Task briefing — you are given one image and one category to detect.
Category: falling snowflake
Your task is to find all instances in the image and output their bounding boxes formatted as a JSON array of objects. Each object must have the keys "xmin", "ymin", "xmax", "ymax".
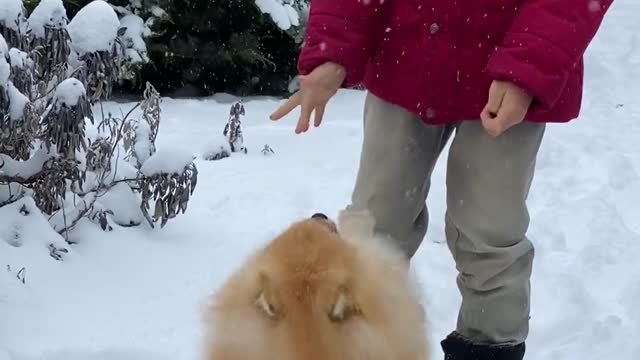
[{"xmin": 588, "ymin": 0, "xmax": 603, "ymax": 12}]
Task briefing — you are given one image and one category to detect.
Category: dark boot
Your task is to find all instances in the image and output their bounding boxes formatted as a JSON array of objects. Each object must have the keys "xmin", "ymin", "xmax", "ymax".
[{"xmin": 441, "ymin": 332, "xmax": 526, "ymax": 360}]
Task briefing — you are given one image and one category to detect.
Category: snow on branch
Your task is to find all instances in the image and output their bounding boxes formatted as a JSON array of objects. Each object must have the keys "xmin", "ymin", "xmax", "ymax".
[
  {"xmin": 255, "ymin": 0, "xmax": 300, "ymax": 31},
  {"xmin": 67, "ymin": 0, "xmax": 120, "ymax": 56},
  {"xmin": 26, "ymin": 0, "xmax": 68, "ymax": 39},
  {"xmin": 118, "ymin": 14, "xmax": 151, "ymax": 64},
  {"xmin": 0, "ymin": 0, "xmax": 27, "ymax": 49},
  {"xmin": 140, "ymin": 149, "xmax": 195, "ymax": 177},
  {"xmin": 0, "ymin": 0, "xmax": 24, "ymax": 32}
]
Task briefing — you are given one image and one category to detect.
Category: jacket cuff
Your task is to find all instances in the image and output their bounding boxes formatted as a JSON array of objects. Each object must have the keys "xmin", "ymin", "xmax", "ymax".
[
  {"xmin": 484, "ymin": 31, "xmax": 573, "ymax": 111},
  {"xmin": 298, "ymin": 41, "xmax": 369, "ymax": 88},
  {"xmin": 297, "ymin": 15, "xmax": 372, "ymax": 88}
]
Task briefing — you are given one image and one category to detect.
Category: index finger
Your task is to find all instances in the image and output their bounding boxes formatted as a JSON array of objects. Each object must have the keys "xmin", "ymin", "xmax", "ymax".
[{"xmin": 270, "ymin": 92, "xmax": 301, "ymax": 121}]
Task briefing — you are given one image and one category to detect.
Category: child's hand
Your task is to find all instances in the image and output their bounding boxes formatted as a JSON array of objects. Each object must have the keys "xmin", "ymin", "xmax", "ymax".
[
  {"xmin": 480, "ymin": 80, "xmax": 533, "ymax": 137},
  {"xmin": 270, "ymin": 62, "xmax": 346, "ymax": 134}
]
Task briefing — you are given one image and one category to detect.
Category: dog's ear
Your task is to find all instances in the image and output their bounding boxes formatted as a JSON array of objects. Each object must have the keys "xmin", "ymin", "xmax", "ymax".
[
  {"xmin": 255, "ymin": 272, "xmax": 278, "ymax": 318},
  {"xmin": 328, "ymin": 286, "xmax": 359, "ymax": 322}
]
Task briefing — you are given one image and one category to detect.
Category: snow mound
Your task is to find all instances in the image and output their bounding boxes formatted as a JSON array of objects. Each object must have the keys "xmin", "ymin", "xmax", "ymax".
[
  {"xmin": 48, "ymin": 192, "xmax": 97, "ymax": 234},
  {"xmin": 8, "ymin": 48, "xmax": 32, "ymax": 70},
  {"xmin": 111, "ymin": 154, "xmax": 138, "ymax": 182},
  {"xmin": 67, "ymin": 0, "xmax": 120, "ymax": 55},
  {"xmin": 27, "ymin": 0, "xmax": 67, "ymax": 39},
  {"xmin": 0, "ymin": 196, "xmax": 69, "ymax": 258},
  {"xmin": 7, "ymin": 82, "xmax": 28, "ymax": 120},
  {"xmin": 119, "ymin": 14, "xmax": 150, "ymax": 63},
  {"xmin": 53, "ymin": 78, "xmax": 86, "ymax": 107},
  {"xmin": 140, "ymin": 148, "xmax": 194, "ymax": 176},
  {"xmin": 96, "ymin": 182, "xmax": 143, "ymax": 227},
  {"xmin": 0, "ymin": 0, "xmax": 24, "ymax": 31},
  {"xmin": 255, "ymin": 0, "xmax": 300, "ymax": 30},
  {"xmin": 201, "ymin": 134, "xmax": 231, "ymax": 161},
  {"xmin": 0, "ymin": 149, "xmax": 53, "ymax": 179}
]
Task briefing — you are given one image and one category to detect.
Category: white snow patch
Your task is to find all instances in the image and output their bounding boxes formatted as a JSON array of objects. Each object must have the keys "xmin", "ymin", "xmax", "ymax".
[
  {"xmin": 0, "ymin": 0, "xmax": 24, "ymax": 31},
  {"xmin": 27, "ymin": 0, "xmax": 67, "ymax": 39},
  {"xmin": 0, "ymin": 33, "xmax": 8, "ymax": 57},
  {"xmin": 139, "ymin": 148, "xmax": 194, "ymax": 176},
  {"xmin": 48, "ymin": 192, "xmax": 97, "ymax": 234},
  {"xmin": 0, "ymin": 35, "xmax": 8, "ymax": 86},
  {"xmin": 133, "ymin": 121, "xmax": 154, "ymax": 165},
  {"xmin": 96, "ymin": 182, "xmax": 143, "ymax": 227},
  {"xmin": 67, "ymin": 0, "xmax": 119, "ymax": 55},
  {"xmin": 201, "ymin": 134, "xmax": 231, "ymax": 161},
  {"xmin": 8, "ymin": 48, "xmax": 32, "ymax": 70},
  {"xmin": 0, "ymin": 348, "xmax": 11, "ymax": 360},
  {"xmin": 150, "ymin": 6, "xmax": 167, "ymax": 18},
  {"xmin": 53, "ymin": 78, "xmax": 85, "ymax": 107},
  {"xmin": 111, "ymin": 155, "xmax": 139, "ymax": 182},
  {"xmin": 0, "ymin": 58, "xmax": 9, "ymax": 87},
  {"xmin": 0, "ymin": 196, "xmax": 68, "ymax": 255},
  {"xmin": 0, "ymin": 149, "xmax": 54, "ymax": 179},
  {"xmin": 67, "ymin": 48, "xmax": 82, "ymax": 70},
  {"xmin": 284, "ymin": 4, "xmax": 300, "ymax": 27},
  {"xmin": 7, "ymin": 82, "xmax": 28, "ymax": 120},
  {"xmin": 119, "ymin": 14, "xmax": 150, "ymax": 63},
  {"xmin": 254, "ymin": 0, "xmax": 300, "ymax": 30}
]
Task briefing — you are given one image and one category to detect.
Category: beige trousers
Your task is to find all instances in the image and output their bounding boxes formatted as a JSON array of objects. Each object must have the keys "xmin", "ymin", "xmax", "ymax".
[{"xmin": 344, "ymin": 92, "xmax": 545, "ymax": 345}]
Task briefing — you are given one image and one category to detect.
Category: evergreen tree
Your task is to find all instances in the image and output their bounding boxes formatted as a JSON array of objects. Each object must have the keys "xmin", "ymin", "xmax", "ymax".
[{"xmin": 138, "ymin": 0, "xmax": 306, "ymax": 97}]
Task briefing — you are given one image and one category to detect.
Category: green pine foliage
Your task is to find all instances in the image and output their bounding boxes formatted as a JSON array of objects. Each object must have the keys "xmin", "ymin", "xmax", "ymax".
[{"xmin": 138, "ymin": 0, "xmax": 305, "ymax": 97}]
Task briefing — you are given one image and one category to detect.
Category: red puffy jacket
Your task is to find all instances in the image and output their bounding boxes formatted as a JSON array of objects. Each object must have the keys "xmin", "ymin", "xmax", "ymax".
[{"xmin": 298, "ymin": 0, "xmax": 613, "ymax": 125}]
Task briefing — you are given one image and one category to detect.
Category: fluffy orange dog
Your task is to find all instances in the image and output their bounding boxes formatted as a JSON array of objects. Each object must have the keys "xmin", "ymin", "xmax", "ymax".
[{"xmin": 202, "ymin": 210, "xmax": 429, "ymax": 360}]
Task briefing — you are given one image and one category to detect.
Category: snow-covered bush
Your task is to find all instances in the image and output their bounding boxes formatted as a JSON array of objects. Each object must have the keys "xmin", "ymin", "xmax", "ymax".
[
  {"xmin": 8, "ymin": 48, "xmax": 34, "ymax": 98},
  {"xmin": 0, "ymin": 1, "xmax": 199, "ymax": 254},
  {"xmin": 0, "ymin": 0, "xmax": 28, "ymax": 50},
  {"xmin": 223, "ymin": 101, "xmax": 247, "ymax": 154},
  {"xmin": 139, "ymin": 148, "xmax": 197, "ymax": 228},
  {"xmin": 27, "ymin": 0, "xmax": 71, "ymax": 95},
  {"xmin": 202, "ymin": 135, "xmax": 231, "ymax": 162},
  {"xmin": 66, "ymin": 0, "xmax": 122, "ymax": 103}
]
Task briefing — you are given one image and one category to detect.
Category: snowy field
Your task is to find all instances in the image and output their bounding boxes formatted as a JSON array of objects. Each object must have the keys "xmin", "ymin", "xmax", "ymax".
[{"xmin": 1, "ymin": 1, "xmax": 639, "ymax": 359}]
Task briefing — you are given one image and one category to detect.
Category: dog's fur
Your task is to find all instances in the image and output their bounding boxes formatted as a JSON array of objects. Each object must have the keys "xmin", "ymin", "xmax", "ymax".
[{"xmin": 203, "ymin": 210, "xmax": 429, "ymax": 360}]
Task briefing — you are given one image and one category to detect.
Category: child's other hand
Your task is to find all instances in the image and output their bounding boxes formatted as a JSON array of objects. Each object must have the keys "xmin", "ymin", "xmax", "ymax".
[
  {"xmin": 270, "ymin": 62, "xmax": 346, "ymax": 134},
  {"xmin": 480, "ymin": 80, "xmax": 533, "ymax": 137}
]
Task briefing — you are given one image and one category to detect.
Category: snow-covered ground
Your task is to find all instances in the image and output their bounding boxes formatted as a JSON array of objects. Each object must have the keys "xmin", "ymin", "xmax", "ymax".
[{"xmin": 1, "ymin": 1, "xmax": 639, "ymax": 359}]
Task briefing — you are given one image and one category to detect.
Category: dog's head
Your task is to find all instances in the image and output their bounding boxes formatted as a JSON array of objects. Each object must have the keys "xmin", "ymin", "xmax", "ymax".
[
  {"xmin": 252, "ymin": 213, "xmax": 357, "ymax": 321},
  {"xmin": 205, "ymin": 213, "xmax": 428, "ymax": 360}
]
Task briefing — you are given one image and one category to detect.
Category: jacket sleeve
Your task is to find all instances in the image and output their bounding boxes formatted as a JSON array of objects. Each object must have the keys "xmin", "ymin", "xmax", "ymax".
[
  {"xmin": 297, "ymin": 0, "xmax": 390, "ymax": 88},
  {"xmin": 484, "ymin": 0, "xmax": 614, "ymax": 110}
]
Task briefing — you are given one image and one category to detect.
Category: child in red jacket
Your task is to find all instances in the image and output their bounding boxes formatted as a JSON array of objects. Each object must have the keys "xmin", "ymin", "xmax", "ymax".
[{"xmin": 271, "ymin": 0, "xmax": 613, "ymax": 359}]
